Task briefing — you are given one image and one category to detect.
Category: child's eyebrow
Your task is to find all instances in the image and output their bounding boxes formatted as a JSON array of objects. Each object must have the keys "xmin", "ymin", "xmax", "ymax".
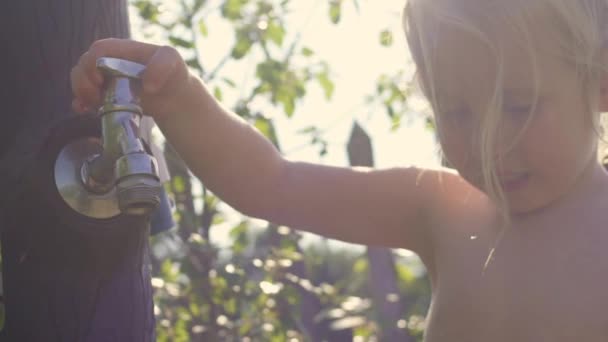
[
  {"xmin": 434, "ymin": 86, "xmax": 533, "ymax": 97},
  {"xmin": 431, "ymin": 86, "xmax": 538, "ymax": 106},
  {"xmin": 503, "ymin": 87, "xmax": 542, "ymax": 101},
  {"xmin": 503, "ymin": 87, "xmax": 534, "ymax": 95},
  {"xmin": 431, "ymin": 90, "xmax": 456, "ymax": 104}
]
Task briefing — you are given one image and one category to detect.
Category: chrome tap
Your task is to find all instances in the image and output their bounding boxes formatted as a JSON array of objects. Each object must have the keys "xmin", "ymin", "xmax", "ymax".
[{"xmin": 55, "ymin": 57, "xmax": 161, "ymax": 219}]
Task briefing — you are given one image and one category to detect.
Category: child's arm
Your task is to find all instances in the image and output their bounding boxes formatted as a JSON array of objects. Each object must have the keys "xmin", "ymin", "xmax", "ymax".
[
  {"xmin": 158, "ymin": 81, "xmax": 435, "ymax": 250},
  {"xmin": 71, "ymin": 38, "xmax": 440, "ymax": 257}
]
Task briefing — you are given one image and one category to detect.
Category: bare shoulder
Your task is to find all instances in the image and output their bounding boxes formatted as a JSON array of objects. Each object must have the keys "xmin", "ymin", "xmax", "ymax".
[
  {"xmin": 413, "ymin": 166, "xmax": 489, "ymax": 219},
  {"xmin": 417, "ymin": 167, "xmax": 497, "ymax": 276}
]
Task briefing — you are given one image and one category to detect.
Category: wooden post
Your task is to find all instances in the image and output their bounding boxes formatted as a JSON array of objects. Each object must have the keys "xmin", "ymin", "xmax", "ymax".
[
  {"xmin": 0, "ymin": 1, "xmax": 155, "ymax": 340},
  {"xmin": 346, "ymin": 121, "xmax": 413, "ymax": 342}
]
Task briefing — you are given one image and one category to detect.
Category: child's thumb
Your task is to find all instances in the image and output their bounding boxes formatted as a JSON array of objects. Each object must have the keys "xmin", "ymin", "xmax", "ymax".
[{"xmin": 142, "ymin": 46, "xmax": 180, "ymax": 94}]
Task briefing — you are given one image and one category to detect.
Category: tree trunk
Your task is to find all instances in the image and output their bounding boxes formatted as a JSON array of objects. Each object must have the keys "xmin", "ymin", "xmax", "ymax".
[{"xmin": 0, "ymin": 1, "xmax": 155, "ymax": 341}]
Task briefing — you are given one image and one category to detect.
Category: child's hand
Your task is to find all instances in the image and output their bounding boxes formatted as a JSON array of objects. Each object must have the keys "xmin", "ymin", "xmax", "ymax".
[{"xmin": 70, "ymin": 38, "xmax": 193, "ymax": 119}]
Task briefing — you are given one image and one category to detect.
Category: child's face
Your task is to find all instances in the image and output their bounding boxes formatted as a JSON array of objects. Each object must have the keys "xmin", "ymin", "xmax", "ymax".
[{"xmin": 428, "ymin": 19, "xmax": 600, "ymax": 214}]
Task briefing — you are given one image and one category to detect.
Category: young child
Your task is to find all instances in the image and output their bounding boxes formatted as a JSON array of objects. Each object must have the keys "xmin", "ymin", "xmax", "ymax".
[{"xmin": 70, "ymin": 0, "xmax": 608, "ymax": 340}]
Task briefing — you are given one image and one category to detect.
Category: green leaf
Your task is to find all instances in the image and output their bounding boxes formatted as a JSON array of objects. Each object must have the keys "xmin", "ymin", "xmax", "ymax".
[
  {"xmin": 214, "ymin": 86, "xmax": 223, "ymax": 101},
  {"xmin": 161, "ymin": 259, "xmax": 179, "ymax": 282},
  {"xmin": 277, "ymin": 89, "xmax": 296, "ymax": 117},
  {"xmin": 222, "ymin": 0, "xmax": 246, "ymax": 20},
  {"xmin": 353, "ymin": 258, "xmax": 368, "ymax": 274},
  {"xmin": 133, "ymin": 0, "xmax": 160, "ymax": 22},
  {"xmin": 425, "ymin": 116, "xmax": 436, "ymax": 131},
  {"xmin": 185, "ymin": 57, "xmax": 201, "ymax": 70},
  {"xmin": 189, "ymin": 300, "xmax": 201, "ymax": 317},
  {"xmin": 174, "ymin": 319, "xmax": 189, "ymax": 342},
  {"xmin": 211, "ymin": 214, "xmax": 226, "ymax": 226},
  {"xmin": 255, "ymin": 60, "xmax": 283, "ymax": 90},
  {"xmin": 316, "ymin": 72, "xmax": 335, "ymax": 100},
  {"xmin": 239, "ymin": 318, "xmax": 253, "ymax": 336},
  {"xmin": 169, "ymin": 36, "xmax": 193, "ymax": 49},
  {"xmin": 391, "ymin": 115, "xmax": 401, "ymax": 132},
  {"xmin": 231, "ymin": 31, "xmax": 253, "ymax": 59},
  {"xmin": 386, "ymin": 104, "xmax": 395, "ymax": 118},
  {"xmin": 329, "ymin": 1, "xmax": 341, "ymax": 24},
  {"xmin": 254, "ymin": 117, "xmax": 275, "ymax": 141},
  {"xmin": 297, "ymin": 126, "xmax": 317, "ymax": 134},
  {"xmin": 172, "ymin": 176, "xmax": 186, "ymax": 193},
  {"xmin": 225, "ymin": 298, "xmax": 237, "ymax": 315},
  {"xmin": 193, "ymin": 0, "xmax": 206, "ymax": 12},
  {"xmin": 284, "ymin": 99, "xmax": 296, "ymax": 117},
  {"xmin": 264, "ymin": 20, "xmax": 285, "ymax": 46},
  {"xmin": 229, "ymin": 222, "xmax": 249, "ymax": 254},
  {"xmin": 235, "ymin": 103, "xmax": 252, "ymax": 118},
  {"xmin": 301, "ymin": 47, "xmax": 314, "ymax": 57},
  {"xmin": 391, "ymin": 113, "xmax": 402, "ymax": 131},
  {"xmin": 396, "ymin": 263, "xmax": 415, "ymax": 285},
  {"xmin": 319, "ymin": 142, "xmax": 328, "ymax": 156},
  {"xmin": 199, "ymin": 20, "xmax": 208, "ymax": 37},
  {"xmin": 222, "ymin": 77, "xmax": 237, "ymax": 88},
  {"xmin": 379, "ymin": 29, "xmax": 393, "ymax": 47}
]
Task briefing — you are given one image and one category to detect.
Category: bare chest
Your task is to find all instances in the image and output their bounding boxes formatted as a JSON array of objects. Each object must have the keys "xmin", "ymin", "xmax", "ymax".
[{"xmin": 425, "ymin": 210, "xmax": 608, "ymax": 342}]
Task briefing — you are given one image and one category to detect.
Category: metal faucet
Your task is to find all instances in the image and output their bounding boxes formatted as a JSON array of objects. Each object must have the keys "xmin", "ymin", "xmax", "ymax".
[{"xmin": 55, "ymin": 57, "xmax": 161, "ymax": 219}]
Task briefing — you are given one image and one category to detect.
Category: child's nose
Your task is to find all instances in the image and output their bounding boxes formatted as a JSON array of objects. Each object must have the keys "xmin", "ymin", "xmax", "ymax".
[{"xmin": 467, "ymin": 121, "xmax": 520, "ymax": 162}]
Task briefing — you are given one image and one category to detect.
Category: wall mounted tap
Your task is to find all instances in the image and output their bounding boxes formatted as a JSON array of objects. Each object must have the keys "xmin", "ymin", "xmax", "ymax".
[{"xmin": 54, "ymin": 57, "xmax": 161, "ymax": 219}]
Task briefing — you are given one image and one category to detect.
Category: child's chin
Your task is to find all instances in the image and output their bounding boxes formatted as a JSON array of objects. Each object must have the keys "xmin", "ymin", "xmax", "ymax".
[
  {"xmin": 506, "ymin": 197, "xmax": 549, "ymax": 218},
  {"xmin": 508, "ymin": 203, "xmax": 536, "ymax": 216}
]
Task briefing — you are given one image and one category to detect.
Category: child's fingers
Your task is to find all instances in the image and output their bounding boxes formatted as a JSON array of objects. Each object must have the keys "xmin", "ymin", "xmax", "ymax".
[
  {"xmin": 70, "ymin": 38, "xmax": 162, "ymax": 109},
  {"xmin": 141, "ymin": 45, "xmax": 180, "ymax": 94},
  {"xmin": 87, "ymin": 38, "xmax": 159, "ymax": 66},
  {"xmin": 70, "ymin": 61, "xmax": 102, "ymax": 109},
  {"xmin": 78, "ymin": 50, "xmax": 104, "ymax": 87},
  {"xmin": 71, "ymin": 98, "xmax": 90, "ymax": 114}
]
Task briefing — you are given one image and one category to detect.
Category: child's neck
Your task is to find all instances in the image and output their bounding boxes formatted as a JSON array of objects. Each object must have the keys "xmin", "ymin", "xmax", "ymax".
[{"xmin": 563, "ymin": 160, "xmax": 608, "ymax": 206}]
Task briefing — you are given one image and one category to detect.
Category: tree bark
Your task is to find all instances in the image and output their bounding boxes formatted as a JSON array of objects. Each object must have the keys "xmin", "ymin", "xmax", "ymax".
[{"xmin": 0, "ymin": 1, "xmax": 155, "ymax": 341}]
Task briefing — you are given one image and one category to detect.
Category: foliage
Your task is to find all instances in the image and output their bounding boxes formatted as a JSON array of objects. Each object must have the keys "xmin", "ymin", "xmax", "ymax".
[{"xmin": 129, "ymin": 0, "xmax": 430, "ymax": 340}]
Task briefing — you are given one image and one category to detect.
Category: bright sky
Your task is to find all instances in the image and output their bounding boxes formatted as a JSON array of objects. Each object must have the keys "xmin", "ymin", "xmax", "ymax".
[{"xmin": 130, "ymin": 0, "xmax": 439, "ymax": 259}]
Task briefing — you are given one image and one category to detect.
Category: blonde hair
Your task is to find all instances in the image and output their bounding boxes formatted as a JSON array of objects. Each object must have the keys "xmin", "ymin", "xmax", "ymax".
[
  {"xmin": 402, "ymin": 0, "xmax": 608, "ymax": 268},
  {"xmin": 403, "ymin": 0, "xmax": 608, "ymax": 220}
]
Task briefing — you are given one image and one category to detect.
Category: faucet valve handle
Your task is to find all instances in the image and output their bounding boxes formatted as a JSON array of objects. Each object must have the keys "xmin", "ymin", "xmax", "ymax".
[
  {"xmin": 96, "ymin": 57, "xmax": 146, "ymax": 115},
  {"xmin": 97, "ymin": 57, "xmax": 145, "ymax": 80}
]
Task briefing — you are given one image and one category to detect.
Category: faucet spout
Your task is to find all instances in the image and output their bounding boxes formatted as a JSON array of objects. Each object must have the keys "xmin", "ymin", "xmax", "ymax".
[{"xmin": 83, "ymin": 110, "xmax": 144, "ymax": 188}]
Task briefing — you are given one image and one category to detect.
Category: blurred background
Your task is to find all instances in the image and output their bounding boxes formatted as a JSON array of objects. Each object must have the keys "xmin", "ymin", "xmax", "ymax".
[{"xmin": 131, "ymin": 0, "xmax": 440, "ymax": 340}]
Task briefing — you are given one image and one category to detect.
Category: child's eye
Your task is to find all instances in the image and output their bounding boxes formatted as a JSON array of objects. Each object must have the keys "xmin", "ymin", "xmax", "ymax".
[
  {"xmin": 442, "ymin": 106, "xmax": 470, "ymax": 118},
  {"xmin": 449, "ymin": 110, "xmax": 470, "ymax": 118},
  {"xmin": 440, "ymin": 109, "xmax": 472, "ymax": 128},
  {"xmin": 504, "ymin": 104, "xmax": 532, "ymax": 116}
]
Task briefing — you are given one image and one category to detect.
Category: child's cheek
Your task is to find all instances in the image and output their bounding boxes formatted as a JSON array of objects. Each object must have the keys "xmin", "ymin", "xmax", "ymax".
[{"xmin": 437, "ymin": 125, "xmax": 475, "ymax": 170}]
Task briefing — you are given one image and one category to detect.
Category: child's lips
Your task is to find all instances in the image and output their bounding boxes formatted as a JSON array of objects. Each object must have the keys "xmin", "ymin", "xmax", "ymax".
[{"xmin": 499, "ymin": 173, "xmax": 530, "ymax": 192}]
